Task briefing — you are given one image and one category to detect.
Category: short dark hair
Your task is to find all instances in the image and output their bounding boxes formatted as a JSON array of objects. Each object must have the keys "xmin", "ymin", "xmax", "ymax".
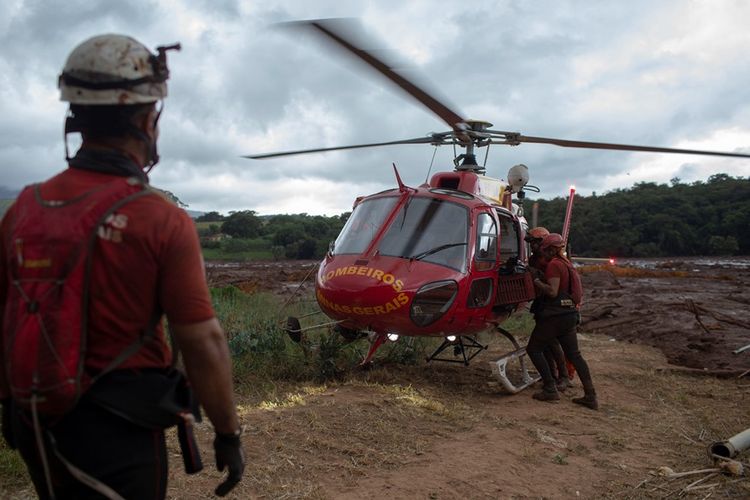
[{"xmin": 69, "ymin": 103, "xmax": 154, "ymax": 139}]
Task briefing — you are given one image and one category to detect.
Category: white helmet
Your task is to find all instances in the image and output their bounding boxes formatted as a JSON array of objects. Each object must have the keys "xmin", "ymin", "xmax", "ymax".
[{"xmin": 59, "ymin": 34, "xmax": 179, "ymax": 105}]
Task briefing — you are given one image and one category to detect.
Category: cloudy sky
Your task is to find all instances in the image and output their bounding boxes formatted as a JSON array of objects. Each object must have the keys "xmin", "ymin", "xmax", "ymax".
[{"xmin": 1, "ymin": 0, "xmax": 749, "ymax": 215}]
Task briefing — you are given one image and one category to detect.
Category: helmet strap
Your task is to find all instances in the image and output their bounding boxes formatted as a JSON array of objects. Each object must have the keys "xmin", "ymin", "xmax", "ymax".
[{"xmin": 143, "ymin": 102, "xmax": 164, "ymax": 172}]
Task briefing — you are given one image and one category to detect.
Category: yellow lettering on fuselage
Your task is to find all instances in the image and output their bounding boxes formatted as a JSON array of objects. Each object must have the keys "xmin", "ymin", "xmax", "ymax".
[
  {"xmin": 320, "ymin": 265, "xmax": 404, "ymax": 294},
  {"xmin": 316, "ymin": 288, "xmax": 411, "ymax": 316}
]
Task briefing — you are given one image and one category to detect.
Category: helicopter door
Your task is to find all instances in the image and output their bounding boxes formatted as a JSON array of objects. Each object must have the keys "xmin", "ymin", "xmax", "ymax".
[
  {"xmin": 467, "ymin": 212, "xmax": 497, "ymax": 309},
  {"xmin": 497, "ymin": 210, "xmax": 522, "ymax": 273},
  {"xmin": 494, "ymin": 210, "xmax": 535, "ymax": 307},
  {"xmin": 474, "ymin": 212, "xmax": 497, "ymax": 271}
]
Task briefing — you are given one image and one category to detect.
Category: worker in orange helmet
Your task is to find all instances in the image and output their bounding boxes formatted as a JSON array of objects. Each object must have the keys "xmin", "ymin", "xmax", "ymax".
[
  {"xmin": 525, "ymin": 226, "xmax": 550, "ymax": 270},
  {"xmin": 528, "ymin": 233, "xmax": 598, "ymax": 410},
  {"xmin": 525, "ymin": 227, "xmax": 570, "ymax": 390}
]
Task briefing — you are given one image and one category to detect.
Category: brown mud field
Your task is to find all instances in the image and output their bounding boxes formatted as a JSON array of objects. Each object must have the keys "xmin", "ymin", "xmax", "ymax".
[
  {"xmin": 207, "ymin": 257, "xmax": 750, "ymax": 374},
  {"xmin": 5, "ymin": 259, "xmax": 749, "ymax": 499}
]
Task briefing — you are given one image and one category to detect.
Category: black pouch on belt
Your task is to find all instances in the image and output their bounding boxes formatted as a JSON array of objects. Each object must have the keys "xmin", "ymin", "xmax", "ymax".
[{"xmin": 86, "ymin": 368, "xmax": 204, "ymax": 474}]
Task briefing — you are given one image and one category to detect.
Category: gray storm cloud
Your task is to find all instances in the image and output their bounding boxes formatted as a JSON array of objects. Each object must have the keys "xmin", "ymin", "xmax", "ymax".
[{"xmin": 1, "ymin": 0, "xmax": 748, "ymax": 214}]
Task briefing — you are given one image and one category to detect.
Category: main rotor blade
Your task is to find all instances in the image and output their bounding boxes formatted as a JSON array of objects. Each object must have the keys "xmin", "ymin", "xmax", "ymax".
[
  {"xmin": 299, "ymin": 19, "xmax": 467, "ymax": 133},
  {"xmin": 243, "ymin": 136, "xmax": 438, "ymax": 159},
  {"xmin": 515, "ymin": 134, "xmax": 750, "ymax": 159}
]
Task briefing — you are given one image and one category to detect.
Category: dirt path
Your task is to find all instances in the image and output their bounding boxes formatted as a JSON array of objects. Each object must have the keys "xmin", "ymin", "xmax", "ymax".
[
  {"xmin": 163, "ymin": 335, "xmax": 748, "ymax": 499},
  {"xmin": 6, "ymin": 260, "xmax": 748, "ymax": 499}
]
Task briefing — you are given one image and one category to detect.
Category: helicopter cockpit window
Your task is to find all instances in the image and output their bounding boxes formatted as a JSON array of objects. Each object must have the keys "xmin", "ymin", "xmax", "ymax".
[
  {"xmin": 497, "ymin": 211, "xmax": 521, "ymax": 269},
  {"xmin": 475, "ymin": 213, "xmax": 497, "ymax": 270},
  {"xmin": 378, "ymin": 197, "xmax": 468, "ymax": 272},
  {"xmin": 332, "ymin": 197, "xmax": 399, "ymax": 255}
]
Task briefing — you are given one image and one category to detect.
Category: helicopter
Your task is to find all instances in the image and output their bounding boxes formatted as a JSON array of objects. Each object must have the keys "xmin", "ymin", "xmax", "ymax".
[{"xmin": 246, "ymin": 19, "xmax": 750, "ymax": 393}]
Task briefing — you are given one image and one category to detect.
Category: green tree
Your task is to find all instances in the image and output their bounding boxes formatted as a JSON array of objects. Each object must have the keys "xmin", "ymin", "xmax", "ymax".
[
  {"xmin": 221, "ymin": 210, "xmax": 261, "ymax": 238},
  {"xmin": 196, "ymin": 211, "xmax": 225, "ymax": 222},
  {"xmin": 708, "ymin": 235, "xmax": 739, "ymax": 255}
]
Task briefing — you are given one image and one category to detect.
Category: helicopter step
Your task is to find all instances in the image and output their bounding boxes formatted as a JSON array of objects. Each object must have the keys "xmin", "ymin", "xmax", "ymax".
[{"xmin": 489, "ymin": 326, "xmax": 540, "ymax": 394}]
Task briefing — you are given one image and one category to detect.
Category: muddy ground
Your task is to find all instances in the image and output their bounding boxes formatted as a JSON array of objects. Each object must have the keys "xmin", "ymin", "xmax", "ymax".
[
  {"xmin": 206, "ymin": 257, "xmax": 750, "ymax": 374},
  {"xmin": 190, "ymin": 258, "xmax": 750, "ymax": 499},
  {"xmin": 4, "ymin": 259, "xmax": 749, "ymax": 499}
]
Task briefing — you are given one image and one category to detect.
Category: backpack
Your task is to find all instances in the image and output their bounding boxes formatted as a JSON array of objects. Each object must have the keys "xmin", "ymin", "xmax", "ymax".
[
  {"xmin": 563, "ymin": 259, "xmax": 584, "ymax": 306},
  {"xmin": 2, "ymin": 177, "xmax": 152, "ymax": 418}
]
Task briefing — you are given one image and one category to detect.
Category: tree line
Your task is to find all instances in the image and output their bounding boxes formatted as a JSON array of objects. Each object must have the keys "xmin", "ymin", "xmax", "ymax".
[
  {"xmin": 528, "ymin": 174, "xmax": 749, "ymax": 257},
  {"xmin": 196, "ymin": 211, "xmax": 349, "ymax": 259},
  {"xmin": 196, "ymin": 174, "xmax": 748, "ymax": 260}
]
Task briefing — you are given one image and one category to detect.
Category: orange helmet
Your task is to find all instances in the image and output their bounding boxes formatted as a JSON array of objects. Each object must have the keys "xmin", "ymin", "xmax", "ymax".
[
  {"xmin": 525, "ymin": 227, "xmax": 549, "ymax": 242},
  {"xmin": 541, "ymin": 233, "xmax": 565, "ymax": 250}
]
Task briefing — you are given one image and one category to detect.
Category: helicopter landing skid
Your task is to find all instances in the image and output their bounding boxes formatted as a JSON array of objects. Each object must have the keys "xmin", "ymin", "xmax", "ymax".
[
  {"xmin": 425, "ymin": 336, "xmax": 488, "ymax": 366},
  {"xmin": 489, "ymin": 327, "xmax": 540, "ymax": 394}
]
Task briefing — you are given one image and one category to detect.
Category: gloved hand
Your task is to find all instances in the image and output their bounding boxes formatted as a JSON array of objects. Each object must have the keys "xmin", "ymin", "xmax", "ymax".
[
  {"xmin": 213, "ymin": 430, "xmax": 245, "ymax": 497},
  {"xmin": 1, "ymin": 398, "xmax": 16, "ymax": 449}
]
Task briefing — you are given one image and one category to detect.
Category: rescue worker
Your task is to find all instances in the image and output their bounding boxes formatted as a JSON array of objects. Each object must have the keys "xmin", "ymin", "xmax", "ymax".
[
  {"xmin": 526, "ymin": 227, "xmax": 570, "ymax": 391},
  {"xmin": 527, "ymin": 233, "xmax": 598, "ymax": 409},
  {"xmin": 526, "ymin": 226, "xmax": 550, "ymax": 271},
  {"xmin": 0, "ymin": 35, "xmax": 245, "ymax": 498}
]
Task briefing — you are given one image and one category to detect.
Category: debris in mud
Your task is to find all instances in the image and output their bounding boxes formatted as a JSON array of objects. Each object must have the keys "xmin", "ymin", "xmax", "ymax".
[
  {"xmin": 579, "ymin": 259, "xmax": 750, "ymax": 371},
  {"xmin": 206, "ymin": 258, "xmax": 750, "ymax": 373}
]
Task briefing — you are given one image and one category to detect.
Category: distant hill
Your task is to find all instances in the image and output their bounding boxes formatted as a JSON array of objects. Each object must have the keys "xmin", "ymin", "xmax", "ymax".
[
  {"xmin": 528, "ymin": 174, "xmax": 750, "ymax": 257},
  {"xmin": 0, "ymin": 199, "xmax": 13, "ymax": 218},
  {"xmin": 186, "ymin": 210, "xmax": 205, "ymax": 219}
]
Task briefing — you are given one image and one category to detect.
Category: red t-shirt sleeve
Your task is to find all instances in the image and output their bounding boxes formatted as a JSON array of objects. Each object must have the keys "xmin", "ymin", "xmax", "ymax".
[
  {"xmin": 544, "ymin": 259, "xmax": 565, "ymax": 281},
  {"xmin": 157, "ymin": 208, "xmax": 215, "ymax": 325},
  {"xmin": 544, "ymin": 258, "xmax": 570, "ymax": 295}
]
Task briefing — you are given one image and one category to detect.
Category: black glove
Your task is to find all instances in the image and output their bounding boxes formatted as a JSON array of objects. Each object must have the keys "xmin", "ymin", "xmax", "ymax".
[
  {"xmin": 1, "ymin": 398, "xmax": 16, "ymax": 450},
  {"xmin": 213, "ymin": 430, "xmax": 245, "ymax": 497}
]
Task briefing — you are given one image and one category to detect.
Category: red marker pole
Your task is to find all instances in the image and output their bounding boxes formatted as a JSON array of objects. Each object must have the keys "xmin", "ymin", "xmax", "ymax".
[{"xmin": 562, "ymin": 185, "xmax": 575, "ymax": 244}]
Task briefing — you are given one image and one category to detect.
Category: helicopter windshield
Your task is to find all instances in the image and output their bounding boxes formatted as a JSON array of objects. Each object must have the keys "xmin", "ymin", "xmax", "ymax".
[
  {"xmin": 333, "ymin": 196, "xmax": 399, "ymax": 255},
  {"xmin": 378, "ymin": 197, "xmax": 468, "ymax": 272}
]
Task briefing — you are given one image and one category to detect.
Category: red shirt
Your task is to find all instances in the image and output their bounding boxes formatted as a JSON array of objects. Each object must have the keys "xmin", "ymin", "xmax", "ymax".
[
  {"xmin": 544, "ymin": 257, "xmax": 571, "ymax": 296},
  {"xmin": 1, "ymin": 168, "xmax": 215, "ymax": 397}
]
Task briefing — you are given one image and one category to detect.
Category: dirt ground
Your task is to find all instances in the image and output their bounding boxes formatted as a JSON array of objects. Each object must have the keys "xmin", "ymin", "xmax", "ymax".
[
  {"xmin": 5, "ymin": 259, "xmax": 749, "ymax": 499},
  {"xmin": 189, "ymin": 258, "xmax": 750, "ymax": 499}
]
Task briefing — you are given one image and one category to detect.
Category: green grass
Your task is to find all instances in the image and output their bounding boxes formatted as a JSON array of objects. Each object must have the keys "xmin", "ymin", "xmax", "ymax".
[
  {"xmin": 201, "ymin": 247, "xmax": 274, "ymax": 260},
  {"xmin": 210, "ymin": 286, "xmax": 444, "ymax": 388},
  {"xmin": 0, "ymin": 440, "xmax": 29, "ymax": 491},
  {"xmin": 201, "ymin": 237, "xmax": 276, "ymax": 261}
]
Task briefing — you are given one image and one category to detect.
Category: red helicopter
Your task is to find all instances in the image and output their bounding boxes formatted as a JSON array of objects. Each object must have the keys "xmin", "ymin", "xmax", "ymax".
[{"xmin": 247, "ymin": 19, "xmax": 750, "ymax": 392}]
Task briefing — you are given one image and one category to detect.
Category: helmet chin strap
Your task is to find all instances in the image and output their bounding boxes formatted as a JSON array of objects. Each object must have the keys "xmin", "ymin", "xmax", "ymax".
[{"xmin": 142, "ymin": 101, "xmax": 164, "ymax": 173}]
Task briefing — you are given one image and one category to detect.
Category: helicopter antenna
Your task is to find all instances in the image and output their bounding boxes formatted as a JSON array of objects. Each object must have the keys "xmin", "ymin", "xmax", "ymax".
[
  {"xmin": 393, "ymin": 163, "xmax": 408, "ymax": 192},
  {"xmin": 424, "ymin": 146, "xmax": 438, "ymax": 184}
]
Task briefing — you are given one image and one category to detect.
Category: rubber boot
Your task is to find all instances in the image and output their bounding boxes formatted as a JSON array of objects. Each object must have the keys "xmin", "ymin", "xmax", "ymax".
[
  {"xmin": 572, "ymin": 380, "xmax": 598, "ymax": 410},
  {"xmin": 532, "ymin": 383, "xmax": 560, "ymax": 403}
]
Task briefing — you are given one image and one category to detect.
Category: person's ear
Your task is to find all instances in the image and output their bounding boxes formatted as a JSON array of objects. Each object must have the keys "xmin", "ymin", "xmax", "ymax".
[{"xmin": 138, "ymin": 107, "xmax": 159, "ymax": 139}]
